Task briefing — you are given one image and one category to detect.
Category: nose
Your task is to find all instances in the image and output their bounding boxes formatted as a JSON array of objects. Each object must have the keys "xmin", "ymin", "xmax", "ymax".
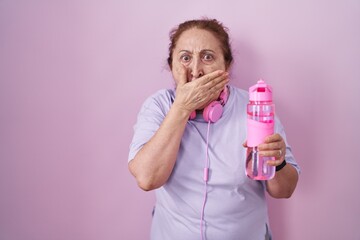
[{"xmin": 189, "ymin": 57, "xmax": 204, "ymax": 80}]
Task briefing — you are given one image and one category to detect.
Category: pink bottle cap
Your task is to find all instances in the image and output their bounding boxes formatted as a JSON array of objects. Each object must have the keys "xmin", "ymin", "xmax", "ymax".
[{"xmin": 249, "ymin": 79, "xmax": 273, "ymax": 102}]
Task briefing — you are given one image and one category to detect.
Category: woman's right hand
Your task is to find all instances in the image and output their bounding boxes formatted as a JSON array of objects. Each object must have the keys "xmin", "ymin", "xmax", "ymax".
[{"xmin": 172, "ymin": 65, "xmax": 229, "ymax": 113}]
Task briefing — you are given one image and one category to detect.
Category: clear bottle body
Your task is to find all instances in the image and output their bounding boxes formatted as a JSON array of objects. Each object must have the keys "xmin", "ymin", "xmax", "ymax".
[{"xmin": 246, "ymin": 101, "xmax": 275, "ymax": 180}]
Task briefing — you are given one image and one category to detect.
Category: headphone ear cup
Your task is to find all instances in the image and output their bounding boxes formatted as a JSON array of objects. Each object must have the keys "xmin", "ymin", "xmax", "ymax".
[{"xmin": 203, "ymin": 101, "xmax": 223, "ymax": 123}]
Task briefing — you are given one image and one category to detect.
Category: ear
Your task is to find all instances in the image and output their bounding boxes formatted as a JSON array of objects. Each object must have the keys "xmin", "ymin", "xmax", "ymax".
[{"xmin": 167, "ymin": 56, "xmax": 172, "ymax": 70}]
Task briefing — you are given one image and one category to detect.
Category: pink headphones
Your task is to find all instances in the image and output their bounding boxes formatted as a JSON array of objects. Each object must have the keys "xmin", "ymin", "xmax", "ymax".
[{"xmin": 189, "ymin": 86, "xmax": 229, "ymax": 123}]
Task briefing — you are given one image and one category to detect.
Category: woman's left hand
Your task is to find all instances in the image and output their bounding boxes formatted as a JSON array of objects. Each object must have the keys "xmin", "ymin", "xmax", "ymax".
[{"xmin": 257, "ymin": 133, "xmax": 286, "ymax": 167}]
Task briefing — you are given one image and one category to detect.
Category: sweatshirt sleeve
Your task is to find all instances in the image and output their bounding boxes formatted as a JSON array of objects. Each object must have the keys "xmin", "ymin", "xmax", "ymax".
[
  {"xmin": 128, "ymin": 89, "xmax": 173, "ymax": 162},
  {"xmin": 275, "ymin": 116, "xmax": 301, "ymax": 174}
]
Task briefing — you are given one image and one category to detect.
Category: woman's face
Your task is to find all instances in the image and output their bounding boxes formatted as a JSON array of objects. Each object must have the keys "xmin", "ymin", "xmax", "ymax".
[{"xmin": 171, "ymin": 28, "xmax": 227, "ymax": 84}]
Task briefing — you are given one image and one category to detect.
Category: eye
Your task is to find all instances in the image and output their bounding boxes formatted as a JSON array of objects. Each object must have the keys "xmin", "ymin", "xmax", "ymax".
[
  {"xmin": 202, "ymin": 53, "xmax": 214, "ymax": 62},
  {"xmin": 180, "ymin": 54, "xmax": 192, "ymax": 63}
]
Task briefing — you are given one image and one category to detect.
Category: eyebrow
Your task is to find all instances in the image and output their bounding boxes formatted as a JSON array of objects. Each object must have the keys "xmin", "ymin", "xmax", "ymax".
[{"xmin": 178, "ymin": 49, "xmax": 216, "ymax": 54}]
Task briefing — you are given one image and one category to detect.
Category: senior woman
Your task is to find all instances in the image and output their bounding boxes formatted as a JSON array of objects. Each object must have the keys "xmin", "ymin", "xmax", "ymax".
[{"xmin": 128, "ymin": 18, "xmax": 299, "ymax": 240}]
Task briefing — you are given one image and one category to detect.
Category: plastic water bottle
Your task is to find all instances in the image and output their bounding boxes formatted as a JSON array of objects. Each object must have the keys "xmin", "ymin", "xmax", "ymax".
[{"xmin": 246, "ymin": 79, "xmax": 275, "ymax": 180}]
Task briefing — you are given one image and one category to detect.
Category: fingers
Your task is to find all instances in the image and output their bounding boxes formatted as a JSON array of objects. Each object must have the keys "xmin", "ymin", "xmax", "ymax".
[
  {"xmin": 258, "ymin": 141, "xmax": 282, "ymax": 151},
  {"xmin": 257, "ymin": 134, "xmax": 286, "ymax": 163},
  {"xmin": 173, "ymin": 69, "xmax": 229, "ymax": 113},
  {"xmin": 258, "ymin": 134, "xmax": 283, "ymax": 151},
  {"xmin": 263, "ymin": 134, "xmax": 282, "ymax": 144},
  {"xmin": 259, "ymin": 149, "xmax": 284, "ymax": 159},
  {"xmin": 259, "ymin": 147, "xmax": 285, "ymax": 167},
  {"xmin": 202, "ymin": 69, "xmax": 226, "ymax": 81},
  {"xmin": 188, "ymin": 70, "xmax": 229, "ymax": 107},
  {"xmin": 200, "ymin": 70, "xmax": 229, "ymax": 89},
  {"xmin": 267, "ymin": 159, "xmax": 285, "ymax": 167},
  {"xmin": 244, "ymin": 134, "xmax": 286, "ymax": 168},
  {"xmin": 201, "ymin": 71, "xmax": 229, "ymax": 98}
]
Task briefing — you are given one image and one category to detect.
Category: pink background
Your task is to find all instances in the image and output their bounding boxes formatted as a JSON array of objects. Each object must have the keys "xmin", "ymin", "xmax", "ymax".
[{"xmin": 1, "ymin": 1, "xmax": 359, "ymax": 239}]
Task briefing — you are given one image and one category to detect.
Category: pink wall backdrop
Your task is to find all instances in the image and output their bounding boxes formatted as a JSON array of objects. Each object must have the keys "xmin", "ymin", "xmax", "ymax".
[{"xmin": 1, "ymin": 0, "xmax": 359, "ymax": 239}]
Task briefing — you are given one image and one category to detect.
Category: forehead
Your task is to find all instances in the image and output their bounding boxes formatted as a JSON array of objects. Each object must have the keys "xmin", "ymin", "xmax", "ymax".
[{"xmin": 175, "ymin": 28, "xmax": 222, "ymax": 52}]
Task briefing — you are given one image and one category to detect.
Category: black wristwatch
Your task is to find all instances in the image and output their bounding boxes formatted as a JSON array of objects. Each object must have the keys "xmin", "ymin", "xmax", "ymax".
[{"xmin": 276, "ymin": 160, "xmax": 287, "ymax": 172}]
